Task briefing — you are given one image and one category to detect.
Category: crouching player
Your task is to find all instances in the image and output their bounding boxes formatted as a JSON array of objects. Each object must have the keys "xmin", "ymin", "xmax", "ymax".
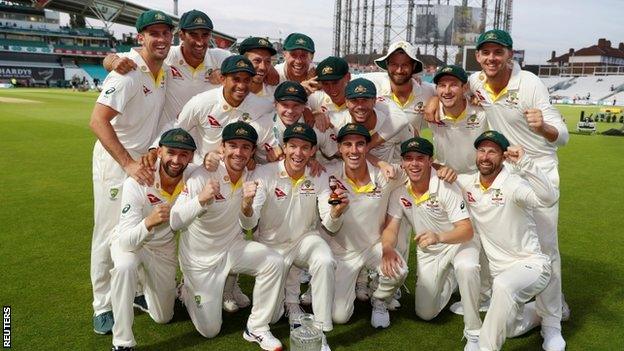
[
  {"xmin": 382, "ymin": 137, "xmax": 481, "ymax": 350},
  {"xmin": 110, "ymin": 128, "xmax": 197, "ymax": 351},
  {"xmin": 456, "ymin": 131, "xmax": 556, "ymax": 350},
  {"xmin": 171, "ymin": 122, "xmax": 286, "ymax": 351}
]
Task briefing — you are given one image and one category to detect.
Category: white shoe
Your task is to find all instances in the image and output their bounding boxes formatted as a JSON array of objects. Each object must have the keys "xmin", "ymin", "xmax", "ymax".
[
  {"xmin": 561, "ymin": 301, "xmax": 570, "ymax": 322},
  {"xmin": 232, "ymin": 282, "xmax": 251, "ymax": 309},
  {"xmin": 356, "ymin": 280, "xmax": 371, "ymax": 301},
  {"xmin": 285, "ymin": 303, "xmax": 305, "ymax": 326},
  {"xmin": 243, "ymin": 329, "xmax": 283, "ymax": 351},
  {"xmin": 222, "ymin": 291, "xmax": 239, "ymax": 313},
  {"xmin": 386, "ymin": 298, "xmax": 401, "ymax": 311},
  {"xmin": 464, "ymin": 338, "xmax": 480, "ymax": 351},
  {"xmin": 449, "ymin": 299, "xmax": 490, "ymax": 315},
  {"xmin": 541, "ymin": 326, "xmax": 566, "ymax": 351},
  {"xmin": 300, "ymin": 287, "xmax": 312, "ymax": 306},
  {"xmin": 370, "ymin": 298, "xmax": 390, "ymax": 329},
  {"xmin": 299, "ymin": 269, "xmax": 312, "ymax": 284}
]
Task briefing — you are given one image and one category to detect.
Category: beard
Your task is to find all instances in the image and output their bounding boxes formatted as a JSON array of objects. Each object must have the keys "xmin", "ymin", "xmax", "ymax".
[{"xmin": 163, "ymin": 161, "xmax": 187, "ymax": 178}]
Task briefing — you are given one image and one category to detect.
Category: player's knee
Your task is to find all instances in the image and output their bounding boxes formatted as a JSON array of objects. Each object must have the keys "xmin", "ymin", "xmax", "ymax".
[
  {"xmin": 309, "ymin": 254, "xmax": 335, "ymax": 273},
  {"xmin": 151, "ymin": 310, "xmax": 173, "ymax": 324},
  {"xmin": 332, "ymin": 306, "xmax": 353, "ymax": 324},
  {"xmin": 454, "ymin": 262, "xmax": 480, "ymax": 280},
  {"xmin": 261, "ymin": 253, "xmax": 286, "ymax": 275},
  {"xmin": 415, "ymin": 305, "xmax": 439, "ymax": 321},
  {"xmin": 196, "ymin": 320, "xmax": 222, "ymax": 339},
  {"xmin": 491, "ymin": 277, "xmax": 514, "ymax": 297},
  {"xmin": 111, "ymin": 257, "xmax": 139, "ymax": 276}
]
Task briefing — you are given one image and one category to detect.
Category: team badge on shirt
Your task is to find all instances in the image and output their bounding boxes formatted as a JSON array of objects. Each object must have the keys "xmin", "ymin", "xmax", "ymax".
[
  {"xmin": 300, "ymin": 180, "xmax": 316, "ymax": 195},
  {"xmin": 490, "ymin": 189, "xmax": 504, "ymax": 206},
  {"xmin": 414, "ymin": 101, "xmax": 425, "ymax": 114},
  {"xmin": 109, "ymin": 188, "xmax": 119, "ymax": 200},
  {"xmin": 424, "ymin": 195, "xmax": 442, "ymax": 213},
  {"xmin": 204, "ymin": 69, "xmax": 214, "ymax": 82},
  {"xmin": 505, "ymin": 91, "xmax": 519, "ymax": 105},
  {"xmin": 466, "ymin": 114, "xmax": 482, "ymax": 129}
]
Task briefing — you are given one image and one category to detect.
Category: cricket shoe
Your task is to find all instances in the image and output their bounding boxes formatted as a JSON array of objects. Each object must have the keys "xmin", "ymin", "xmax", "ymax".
[
  {"xmin": 133, "ymin": 295, "xmax": 149, "ymax": 313},
  {"xmin": 541, "ymin": 326, "xmax": 566, "ymax": 351},
  {"xmin": 370, "ymin": 298, "xmax": 390, "ymax": 329},
  {"xmin": 355, "ymin": 280, "xmax": 371, "ymax": 301},
  {"xmin": 386, "ymin": 289, "xmax": 402, "ymax": 311},
  {"xmin": 449, "ymin": 299, "xmax": 490, "ymax": 315},
  {"xmin": 285, "ymin": 303, "xmax": 305, "ymax": 326},
  {"xmin": 93, "ymin": 311, "xmax": 114, "ymax": 335},
  {"xmin": 233, "ymin": 282, "xmax": 251, "ymax": 309},
  {"xmin": 243, "ymin": 329, "xmax": 283, "ymax": 351},
  {"xmin": 300, "ymin": 286, "xmax": 312, "ymax": 306},
  {"xmin": 464, "ymin": 331, "xmax": 480, "ymax": 351},
  {"xmin": 111, "ymin": 346, "xmax": 134, "ymax": 351},
  {"xmin": 222, "ymin": 290, "xmax": 239, "ymax": 313}
]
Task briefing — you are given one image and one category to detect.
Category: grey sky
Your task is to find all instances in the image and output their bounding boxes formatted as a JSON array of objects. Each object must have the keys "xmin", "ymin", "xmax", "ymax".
[{"xmin": 84, "ymin": 0, "xmax": 623, "ymax": 65}]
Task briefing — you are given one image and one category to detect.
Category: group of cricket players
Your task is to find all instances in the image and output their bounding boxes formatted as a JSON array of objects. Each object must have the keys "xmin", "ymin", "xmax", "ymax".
[{"xmin": 87, "ymin": 8, "xmax": 570, "ymax": 351}]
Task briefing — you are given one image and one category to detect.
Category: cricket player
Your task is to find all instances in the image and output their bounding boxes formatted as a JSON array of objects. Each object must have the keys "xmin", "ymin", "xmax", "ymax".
[
  {"xmin": 88, "ymin": 10, "xmax": 173, "ymax": 334},
  {"xmin": 307, "ymin": 56, "xmax": 350, "ymax": 129},
  {"xmin": 240, "ymin": 122, "xmax": 336, "ymax": 336},
  {"xmin": 382, "ymin": 137, "xmax": 481, "ymax": 350},
  {"xmin": 175, "ymin": 55, "xmax": 276, "ymax": 164},
  {"xmin": 104, "ymin": 10, "xmax": 231, "ymax": 126},
  {"xmin": 425, "ymin": 29, "xmax": 569, "ymax": 350},
  {"xmin": 318, "ymin": 123, "xmax": 407, "ymax": 329},
  {"xmin": 274, "ymin": 32, "xmax": 319, "ymax": 93},
  {"xmin": 110, "ymin": 128, "xmax": 196, "ymax": 350},
  {"xmin": 360, "ymin": 40, "xmax": 435, "ymax": 133},
  {"xmin": 456, "ymin": 131, "xmax": 557, "ymax": 351},
  {"xmin": 170, "ymin": 122, "xmax": 285, "ymax": 350},
  {"xmin": 238, "ymin": 36, "xmax": 280, "ymax": 100}
]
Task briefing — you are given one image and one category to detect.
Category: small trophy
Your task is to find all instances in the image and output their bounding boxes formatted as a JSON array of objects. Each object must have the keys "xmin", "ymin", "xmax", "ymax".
[{"xmin": 328, "ymin": 176, "xmax": 342, "ymax": 205}]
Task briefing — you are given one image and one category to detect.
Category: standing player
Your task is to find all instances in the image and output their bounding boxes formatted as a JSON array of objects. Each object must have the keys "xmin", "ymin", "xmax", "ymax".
[
  {"xmin": 240, "ymin": 123, "xmax": 336, "ymax": 337},
  {"xmin": 382, "ymin": 137, "xmax": 481, "ymax": 350},
  {"xmin": 425, "ymin": 29, "xmax": 569, "ymax": 351},
  {"xmin": 110, "ymin": 129, "xmax": 196, "ymax": 351},
  {"xmin": 170, "ymin": 122, "xmax": 285, "ymax": 350},
  {"xmin": 274, "ymin": 32, "xmax": 319, "ymax": 93},
  {"xmin": 88, "ymin": 10, "xmax": 173, "ymax": 334},
  {"xmin": 318, "ymin": 123, "xmax": 407, "ymax": 329},
  {"xmin": 360, "ymin": 41, "xmax": 435, "ymax": 133},
  {"xmin": 175, "ymin": 55, "xmax": 276, "ymax": 164},
  {"xmin": 238, "ymin": 36, "xmax": 280, "ymax": 100},
  {"xmin": 307, "ymin": 56, "xmax": 351, "ymax": 129},
  {"xmin": 456, "ymin": 131, "xmax": 557, "ymax": 351}
]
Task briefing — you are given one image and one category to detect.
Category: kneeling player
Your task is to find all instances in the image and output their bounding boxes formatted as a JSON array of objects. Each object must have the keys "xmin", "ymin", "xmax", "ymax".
[
  {"xmin": 382, "ymin": 137, "xmax": 481, "ymax": 350},
  {"xmin": 171, "ymin": 122, "xmax": 285, "ymax": 351},
  {"xmin": 456, "ymin": 131, "xmax": 556, "ymax": 351},
  {"xmin": 111, "ymin": 129, "xmax": 197, "ymax": 350}
]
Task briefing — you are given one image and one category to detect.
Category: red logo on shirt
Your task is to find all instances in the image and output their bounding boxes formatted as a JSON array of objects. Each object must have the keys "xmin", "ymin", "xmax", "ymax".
[
  {"xmin": 214, "ymin": 193, "xmax": 225, "ymax": 201},
  {"xmin": 274, "ymin": 187, "xmax": 287, "ymax": 199},
  {"xmin": 474, "ymin": 90, "xmax": 486, "ymax": 101},
  {"xmin": 263, "ymin": 143, "xmax": 273, "ymax": 152},
  {"xmin": 329, "ymin": 133, "xmax": 337, "ymax": 141},
  {"xmin": 142, "ymin": 85, "xmax": 152, "ymax": 95},
  {"xmin": 170, "ymin": 66, "xmax": 183, "ymax": 79},
  {"xmin": 147, "ymin": 193, "xmax": 162, "ymax": 205},
  {"xmin": 207, "ymin": 115, "xmax": 221, "ymax": 127},
  {"xmin": 466, "ymin": 191, "xmax": 476, "ymax": 203},
  {"xmin": 400, "ymin": 197, "xmax": 412, "ymax": 208},
  {"xmin": 376, "ymin": 96, "xmax": 386, "ymax": 103}
]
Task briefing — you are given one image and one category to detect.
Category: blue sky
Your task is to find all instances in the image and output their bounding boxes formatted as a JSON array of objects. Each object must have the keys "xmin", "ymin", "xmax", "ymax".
[{"xmin": 84, "ymin": 0, "xmax": 623, "ymax": 64}]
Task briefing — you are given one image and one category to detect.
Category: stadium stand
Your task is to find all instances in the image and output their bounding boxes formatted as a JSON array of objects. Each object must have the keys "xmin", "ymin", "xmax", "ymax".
[
  {"xmin": 79, "ymin": 63, "xmax": 108, "ymax": 82},
  {"xmin": 547, "ymin": 76, "xmax": 624, "ymax": 102}
]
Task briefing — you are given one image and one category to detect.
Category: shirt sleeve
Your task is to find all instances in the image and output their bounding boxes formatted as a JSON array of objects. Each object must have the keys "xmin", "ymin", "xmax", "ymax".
[
  {"xmin": 117, "ymin": 178, "xmax": 151, "ymax": 251},
  {"xmin": 510, "ymin": 156, "xmax": 559, "ymax": 208},
  {"xmin": 387, "ymin": 188, "xmax": 404, "ymax": 220},
  {"xmin": 317, "ymin": 128, "xmax": 338, "ymax": 158},
  {"xmin": 441, "ymin": 182, "xmax": 470, "ymax": 223},
  {"xmin": 174, "ymin": 95, "xmax": 200, "ymax": 134},
  {"xmin": 96, "ymin": 73, "xmax": 137, "ymax": 114},
  {"xmin": 529, "ymin": 75, "xmax": 569, "ymax": 147},
  {"xmin": 170, "ymin": 170, "xmax": 208, "ymax": 230}
]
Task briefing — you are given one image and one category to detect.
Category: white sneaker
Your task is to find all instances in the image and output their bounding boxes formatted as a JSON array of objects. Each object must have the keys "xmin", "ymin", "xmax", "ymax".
[
  {"xmin": 464, "ymin": 332, "xmax": 480, "ymax": 351},
  {"xmin": 561, "ymin": 301, "xmax": 570, "ymax": 322},
  {"xmin": 285, "ymin": 303, "xmax": 304, "ymax": 326},
  {"xmin": 243, "ymin": 329, "xmax": 283, "ymax": 351},
  {"xmin": 386, "ymin": 298, "xmax": 401, "ymax": 311},
  {"xmin": 300, "ymin": 287, "xmax": 312, "ymax": 306},
  {"xmin": 541, "ymin": 326, "xmax": 566, "ymax": 351},
  {"xmin": 449, "ymin": 299, "xmax": 490, "ymax": 315},
  {"xmin": 370, "ymin": 298, "xmax": 390, "ymax": 329},
  {"xmin": 222, "ymin": 291, "xmax": 239, "ymax": 313},
  {"xmin": 233, "ymin": 282, "xmax": 251, "ymax": 309},
  {"xmin": 356, "ymin": 280, "xmax": 371, "ymax": 301}
]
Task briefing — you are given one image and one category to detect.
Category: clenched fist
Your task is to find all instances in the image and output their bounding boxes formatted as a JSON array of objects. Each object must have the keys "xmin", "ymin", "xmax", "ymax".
[
  {"xmin": 198, "ymin": 179, "xmax": 220, "ymax": 206},
  {"xmin": 145, "ymin": 203, "xmax": 171, "ymax": 230}
]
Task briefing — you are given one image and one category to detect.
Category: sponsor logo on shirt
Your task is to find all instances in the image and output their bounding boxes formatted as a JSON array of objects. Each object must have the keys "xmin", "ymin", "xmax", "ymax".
[
  {"xmin": 505, "ymin": 91, "xmax": 519, "ymax": 105},
  {"xmin": 170, "ymin": 66, "xmax": 184, "ymax": 80},
  {"xmin": 474, "ymin": 90, "xmax": 486, "ymax": 102},
  {"xmin": 142, "ymin": 85, "xmax": 152, "ymax": 96},
  {"xmin": 122, "ymin": 204, "xmax": 131, "ymax": 213},
  {"xmin": 425, "ymin": 195, "xmax": 442, "ymax": 213},
  {"xmin": 214, "ymin": 193, "xmax": 225, "ymax": 202},
  {"xmin": 207, "ymin": 115, "xmax": 221, "ymax": 128},
  {"xmin": 466, "ymin": 191, "xmax": 476, "ymax": 203},
  {"xmin": 105, "ymin": 87, "xmax": 116, "ymax": 95},
  {"xmin": 275, "ymin": 187, "xmax": 287, "ymax": 200},
  {"xmin": 491, "ymin": 189, "xmax": 504, "ymax": 206},
  {"xmin": 400, "ymin": 197, "xmax": 412, "ymax": 208},
  {"xmin": 147, "ymin": 193, "xmax": 162, "ymax": 205},
  {"xmin": 300, "ymin": 179, "xmax": 316, "ymax": 195}
]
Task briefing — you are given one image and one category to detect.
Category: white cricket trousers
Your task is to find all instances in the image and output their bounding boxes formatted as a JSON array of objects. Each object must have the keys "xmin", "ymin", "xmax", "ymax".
[
  {"xmin": 414, "ymin": 239, "xmax": 482, "ymax": 333},
  {"xmin": 332, "ymin": 242, "xmax": 407, "ymax": 324},
  {"xmin": 110, "ymin": 239, "xmax": 177, "ymax": 347},
  {"xmin": 181, "ymin": 238, "xmax": 285, "ymax": 338},
  {"xmin": 534, "ymin": 159, "xmax": 563, "ymax": 328},
  {"xmin": 279, "ymin": 234, "xmax": 336, "ymax": 331},
  {"xmin": 479, "ymin": 259, "xmax": 551, "ymax": 350},
  {"xmin": 91, "ymin": 141, "xmax": 129, "ymax": 315}
]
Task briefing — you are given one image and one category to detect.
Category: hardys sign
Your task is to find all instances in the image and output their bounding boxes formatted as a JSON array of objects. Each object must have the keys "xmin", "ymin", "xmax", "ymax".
[{"xmin": 0, "ymin": 66, "xmax": 64, "ymax": 81}]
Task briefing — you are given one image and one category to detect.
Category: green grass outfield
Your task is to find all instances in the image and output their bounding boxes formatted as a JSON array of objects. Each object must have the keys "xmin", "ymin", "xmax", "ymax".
[{"xmin": 1, "ymin": 88, "xmax": 623, "ymax": 350}]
